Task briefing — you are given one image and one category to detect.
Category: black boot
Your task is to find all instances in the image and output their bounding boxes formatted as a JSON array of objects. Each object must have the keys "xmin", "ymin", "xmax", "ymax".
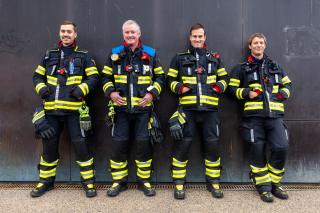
[
  {"xmin": 84, "ymin": 183, "xmax": 97, "ymax": 198},
  {"xmin": 272, "ymin": 184, "xmax": 288, "ymax": 200},
  {"xmin": 138, "ymin": 182, "xmax": 156, "ymax": 197},
  {"xmin": 30, "ymin": 182, "xmax": 54, "ymax": 198},
  {"xmin": 207, "ymin": 183, "xmax": 224, "ymax": 198},
  {"xmin": 174, "ymin": 184, "xmax": 185, "ymax": 200},
  {"xmin": 259, "ymin": 191, "xmax": 274, "ymax": 203},
  {"xmin": 107, "ymin": 182, "xmax": 128, "ymax": 197}
]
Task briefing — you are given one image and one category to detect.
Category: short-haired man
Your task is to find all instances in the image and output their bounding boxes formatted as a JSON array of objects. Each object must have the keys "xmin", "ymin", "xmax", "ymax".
[{"xmin": 229, "ymin": 33, "xmax": 292, "ymax": 202}]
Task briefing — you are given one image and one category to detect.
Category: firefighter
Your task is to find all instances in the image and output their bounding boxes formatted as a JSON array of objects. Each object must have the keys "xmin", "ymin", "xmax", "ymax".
[
  {"xmin": 167, "ymin": 23, "xmax": 229, "ymax": 199},
  {"xmin": 31, "ymin": 21, "xmax": 99, "ymax": 198},
  {"xmin": 101, "ymin": 20, "xmax": 165, "ymax": 197},
  {"xmin": 229, "ymin": 33, "xmax": 292, "ymax": 202}
]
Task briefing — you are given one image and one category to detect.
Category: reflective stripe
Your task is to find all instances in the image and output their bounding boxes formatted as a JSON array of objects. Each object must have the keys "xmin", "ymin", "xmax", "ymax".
[
  {"xmin": 78, "ymin": 83, "xmax": 89, "ymax": 96},
  {"xmin": 154, "ymin": 66, "xmax": 165, "ymax": 74},
  {"xmin": 35, "ymin": 83, "xmax": 47, "ymax": 94},
  {"xmin": 135, "ymin": 159, "xmax": 152, "ymax": 168},
  {"xmin": 269, "ymin": 173, "xmax": 282, "ymax": 183},
  {"xmin": 170, "ymin": 81, "xmax": 179, "ymax": 92},
  {"xmin": 272, "ymin": 85, "xmax": 279, "ymax": 93},
  {"xmin": 44, "ymin": 100, "xmax": 83, "ymax": 110},
  {"xmin": 80, "ymin": 170, "xmax": 94, "ymax": 179},
  {"xmin": 236, "ymin": 88, "xmax": 245, "ymax": 99},
  {"xmin": 172, "ymin": 158, "xmax": 188, "ymax": 168},
  {"xmin": 102, "ymin": 66, "xmax": 113, "ymax": 75},
  {"xmin": 229, "ymin": 78, "xmax": 240, "ymax": 87},
  {"xmin": 85, "ymin": 66, "xmax": 99, "ymax": 76},
  {"xmin": 207, "ymin": 75, "xmax": 217, "ymax": 84},
  {"xmin": 250, "ymin": 165, "xmax": 268, "ymax": 173},
  {"xmin": 35, "ymin": 65, "xmax": 46, "ymax": 75},
  {"xmin": 200, "ymin": 95, "xmax": 219, "ymax": 106},
  {"xmin": 137, "ymin": 76, "xmax": 151, "ymax": 84},
  {"xmin": 269, "ymin": 102, "xmax": 284, "ymax": 112},
  {"xmin": 249, "ymin": 83, "xmax": 263, "ymax": 92},
  {"xmin": 110, "ymin": 160, "xmax": 127, "ymax": 169},
  {"xmin": 179, "ymin": 96, "xmax": 197, "ymax": 105},
  {"xmin": 205, "ymin": 168, "xmax": 221, "ymax": 178},
  {"xmin": 205, "ymin": 158, "xmax": 220, "ymax": 167},
  {"xmin": 250, "ymin": 129, "xmax": 255, "ymax": 143},
  {"xmin": 182, "ymin": 76, "xmax": 197, "ymax": 84},
  {"xmin": 32, "ymin": 110, "xmax": 45, "ymax": 124},
  {"xmin": 114, "ymin": 75, "xmax": 127, "ymax": 83},
  {"xmin": 172, "ymin": 169, "xmax": 186, "ymax": 178},
  {"xmin": 281, "ymin": 88, "xmax": 290, "ymax": 97},
  {"xmin": 76, "ymin": 158, "xmax": 94, "ymax": 167},
  {"xmin": 217, "ymin": 68, "xmax": 227, "ymax": 76},
  {"xmin": 244, "ymin": 102, "xmax": 263, "ymax": 111},
  {"xmin": 153, "ymin": 81, "xmax": 162, "ymax": 94},
  {"xmin": 103, "ymin": 82, "xmax": 114, "ymax": 93},
  {"xmin": 268, "ymin": 164, "xmax": 285, "ymax": 174},
  {"xmin": 255, "ymin": 174, "xmax": 271, "ymax": 185},
  {"xmin": 168, "ymin": 68, "xmax": 178, "ymax": 77},
  {"xmin": 40, "ymin": 168, "xmax": 57, "ymax": 178},
  {"xmin": 40, "ymin": 156, "xmax": 59, "ymax": 167},
  {"xmin": 219, "ymin": 80, "xmax": 228, "ymax": 91},
  {"xmin": 111, "ymin": 170, "xmax": 128, "ymax": 180},
  {"xmin": 113, "ymin": 97, "xmax": 127, "ymax": 106},
  {"xmin": 66, "ymin": 76, "xmax": 83, "ymax": 85},
  {"xmin": 47, "ymin": 76, "xmax": 58, "ymax": 86},
  {"xmin": 282, "ymin": 76, "xmax": 291, "ymax": 85},
  {"xmin": 137, "ymin": 168, "xmax": 151, "ymax": 179},
  {"xmin": 131, "ymin": 97, "xmax": 152, "ymax": 106}
]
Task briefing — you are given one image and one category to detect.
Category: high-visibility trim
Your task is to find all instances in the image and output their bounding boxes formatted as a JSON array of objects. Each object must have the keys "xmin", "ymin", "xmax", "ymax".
[
  {"xmin": 269, "ymin": 173, "xmax": 282, "ymax": 183},
  {"xmin": 182, "ymin": 76, "xmax": 197, "ymax": 84},
  {"xmin": 137, "ymin": 76, "xmax": 152, "ymax": 84},
  {"xmin": 172, "ymin": 169, "xmax": 186, "ymax": 178},
  {"xmin": 205, "ymin": 168, "xmax": 221, "ymax": 178},
  {"xmin": 219, "ymin": 80, "xmax": 228, "ymax": 91},
  {"xmin": 85, "ymin": 66, "xmax": 99, "ymax": 76},
  {"xmin": 87, "ymin": 184, "xmax": 94, "ymax": 189},
  {"xmin": 244, "ymin": 102, "xmax": 263, "ymax": 111},
  {"xmin": 103, "ymin": 82, "xmax": 114, "ymax": 93},
  {"xmin": 47, "ymin": 76, "xmax": 58, "ymax": 86},
  {"xmin": 154, "ymin": 66, "xmax": 165, "ymax": 75},
  {"xmin": 80, "ymin": 170, "xmax": 94, "ymax": 179},
  {"xmin": 113, "ymin": 97, "xmax": 127, "ymax": 106},
  {"xmin": 250, "ymin": 165, "xmax": 268, "ymax": 173},
  {"xmin": 66, "ymin": 76, "xmax": 83, "ymax": 85},
  {"xmin": 207, "ymin": 75, "xmax": 217, "ymax": 84},
  {"xmin": 35, "ymin": 83, "xmax": 47, "ymax": 94},
  {"xmin": 282, "ymin": 76, "xmax": 291, "ymax": 85},
  {"xmin": 131, "ymin": 97, "xmax": 152, "ymax": 106},
  {"xmin": 36, "ymin": 183, "xmax": 44, "ymax": 188},
  {"xmin": 35, "ymin": 65, "xmax": 46, "ymax": 75},
  {"xmin": 32, "ymin": 110, "xmax": 45, "ymax": 124},
  {"xmin": 102, "ymin": 66, "xmax": 113, "ymax": 75},
  {"xmin": 137, "ymin": 168, "xmax": 151, "ymax": 179},
  {"xmin": 153, "ymin": 81, "xmax": 162, "ymax": 94},
  {"xmin": 168, "ymin": 68, "xmax": 178, "ymax": 77},
  {"xmin": 249, "ymin": 83, "xmax": 263, "ymax": 92},
  {"xmin": 272, "ymin": 85, "xmax": 279, "ymax": 94},
  {"xmin": 217, "ymin": 68, "xmax": 227, "ymax": 76},
  {"xmin": 39, "ymin": 168, "xmax": 57, "ymax": 178},
  {"xmin": 229, "ymin": 78, "xmax": 240, "ymax": 87},
  {"xmin": 76, "ymin": 158, "xmax": 94, "ymax": 167},
  {"xmin": 269, "ymin": 102, "xmax": 284, "ymax": 112},
  {"xmin": 40, "ymin": 156, "xmax": 59, "ymax": 167},
  {"xmin": 44, "ymin": 100, "xmax": 83, "ymax": 110},
  {"xmin": 205, "ymin": 158, "xmax": 220, "ymax": 167},
  {"xmin": 254, "ymin": 174, "xmax": 271, "ymax": 185},
  {"xmin": 236, "ymin": 88, "xmax": 245, "ymax": 99},
  {"xmin": 268, "ymin": 164, "xmax": 285, "ymax": 174},
  {"xmin": 170, "ymin": 81, "xmax": 179, "ymax": 92},
  {"xmin": 280, "ymin": 88, "xmax": 290, "ymax": 97},
  {"xmin": 135, "ymin": 159, "xmax": 152, "ymax": 168},
  {"xmin": 111, "ymin": 170, "xmax": 128, "ymax": 180},
  {"xmin": 114, "ymin": 75, "xmax": 127, "ymax": 83},
  {"xmin": 172, "ymin": 158, "xmax": 188, "ymax": 168},
  {"xmin": 78, "ymin": 83, "xmax": 89, "ymax": 96},
  {"xmin": 179, "ymin": 96, "xmax": 197, "ymax": 105},
  {"xmin": 200, "ymin": 95, "xmax": 219, "ymax": 106},
  {"xmin": 110, "ymin": 160, "xmax": 127, "ymax": 169}
]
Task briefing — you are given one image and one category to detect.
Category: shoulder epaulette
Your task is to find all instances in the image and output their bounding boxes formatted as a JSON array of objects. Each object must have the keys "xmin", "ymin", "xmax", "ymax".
[
  {"xmin": 142, "ymin": 45, "xmax": 155, "ymax": 57},
  {"xmin": 112, "ymin": 45, "xmax": 125, "ymax": 54}
]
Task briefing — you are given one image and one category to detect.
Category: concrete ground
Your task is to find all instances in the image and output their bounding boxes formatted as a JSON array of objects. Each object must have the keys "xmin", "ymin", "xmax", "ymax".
[{"xmin": 0, "ymin": 185, "xmax": 319, "ymax": 213}]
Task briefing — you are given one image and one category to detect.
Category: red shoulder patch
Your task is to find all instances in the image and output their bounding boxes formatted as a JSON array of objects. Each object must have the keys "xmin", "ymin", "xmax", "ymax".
[{"xmin": 212, "ymin": 53, "xmax": 220, "ymax": 59}]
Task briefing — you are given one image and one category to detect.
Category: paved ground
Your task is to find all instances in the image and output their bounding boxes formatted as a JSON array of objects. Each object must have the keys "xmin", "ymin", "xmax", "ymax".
[{"xmin": 0, "ymin": 185, "xmax": 319, "ymax": 213}]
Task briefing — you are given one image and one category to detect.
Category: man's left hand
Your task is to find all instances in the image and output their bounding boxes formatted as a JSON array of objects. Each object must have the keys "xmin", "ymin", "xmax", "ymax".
[{"xmin": 138, "ymin": 93, "xmax": 153, "ymax": 107}]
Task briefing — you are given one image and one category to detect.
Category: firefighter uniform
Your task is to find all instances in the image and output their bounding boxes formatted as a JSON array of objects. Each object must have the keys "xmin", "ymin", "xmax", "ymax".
[
  {"xmin": 31, "ymin": 42, "xmax": 99, "ymax": 197},
  {"xmin": 101, "ymin": 42, "xmax": 165, "ymax": 196},
  {"xmin": 229, "ymin": 54, "xmax": 292, "ymax": 201},
  {"xmin": 167, "ymin": 47, "xmax": 229, "ymax": 198}
]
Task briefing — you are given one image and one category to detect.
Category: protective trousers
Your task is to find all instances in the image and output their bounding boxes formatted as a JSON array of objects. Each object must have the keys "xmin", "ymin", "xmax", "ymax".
[
  {"xmin": 172, "ymin": 111, "xmax": 221, "ymax": 185},
  {"xmin": 37, "ymin": 114, "xmax": 94, "ymax": 186},
  {"xmin": 240, "ymin": 117, "xmax": 289, "ymax": 192},
  {"xmin": 110, "ymin": 111, "xmax": 153, "ymax": 183}
]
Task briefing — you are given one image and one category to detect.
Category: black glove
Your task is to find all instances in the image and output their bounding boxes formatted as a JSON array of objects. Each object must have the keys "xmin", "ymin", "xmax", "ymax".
[
  {"xmin": 32, "ymin": 105, "xmax": 56, "ymax": 140},
  {"xmin": 79, "ymin": 105, "xmax": 92, "ymax": 131},
  {"xmin": 39, "ymin": 87, "xmax": 50, "ymax": 99},
  {"xmin": 37, "ymin": 123, "xmax": 56, "ymax": 139},
  {"xmin": 150, "ymin": 127, "xmax": 164, "ymax": 145},
  {"xmin": 170, "ymin": 123, "xmax": 183, "ymax": 141}
]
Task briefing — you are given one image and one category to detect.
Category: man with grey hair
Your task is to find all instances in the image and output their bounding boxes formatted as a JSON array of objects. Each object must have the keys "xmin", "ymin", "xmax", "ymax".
[{"xmin": 101, "ymin": 20, "xmax": 165, "ymax": 197}]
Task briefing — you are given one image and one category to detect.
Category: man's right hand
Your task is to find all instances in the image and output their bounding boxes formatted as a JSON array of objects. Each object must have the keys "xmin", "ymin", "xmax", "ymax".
[
  {"xmin": 181, "ymin": 86, "xmax": 191, "ymax": 94},
  {"xmin": 248, "ymin": 91, "xmax": 259, "ymax": 99},
  {"xmin": 39, "ymin": 87, "xmax": 50, "ymax": 99},
  {"xmin": 110, "ymin": 91, "xmax": 126, "ymax": 105}
]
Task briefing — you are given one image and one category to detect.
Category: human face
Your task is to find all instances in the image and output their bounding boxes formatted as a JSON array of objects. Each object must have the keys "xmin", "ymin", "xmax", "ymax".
[
  {"xmin": 123, "ymin": 24, "xmax": 141, "ymax": 48},
  {"xmin": 59, "ymin": 24, "xmax": 77, "ymax": 46},
  {"xmin": 249, "ymin": 37, "xmax": 266, "ymax": 59},
  {"xmin": 189, "ymin": 28, "xmax": 206, "ymax": 48}
]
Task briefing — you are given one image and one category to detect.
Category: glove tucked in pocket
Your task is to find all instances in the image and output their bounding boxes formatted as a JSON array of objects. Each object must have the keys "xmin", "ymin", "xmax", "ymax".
[
  {"xmin": 148, "ymin": 112, "xmax": 164, "ymax": 145},
  {"xmin": 32, "ymin": 105, "xmax": 56, "ymax": 140},
  {"xmin": 79, "ymin": 104, "xmax": 92, "ymax": 131}
]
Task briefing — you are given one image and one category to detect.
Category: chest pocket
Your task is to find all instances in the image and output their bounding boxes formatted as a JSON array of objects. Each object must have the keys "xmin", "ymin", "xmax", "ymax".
[
  {"xmin": 268, "ymin": 64, "xmax": 282, "ymax": 85},
  {"xmin": 206, "ymin": 54, "xmax": 218, "ymax": 75},
  {"xmin": 70, "ymin": 57, "xmax": 83, "ymax": 75},
  {"xmin": 244, "ymin": 64, "xmax": 259, "ymax": 84},
  {"xmin": 46, "ymin": 58, "xmax": 59, "ymax": 75},
  {"xmin": 180, "ymin": 55, "xmax": 196, "ymax": 76}
]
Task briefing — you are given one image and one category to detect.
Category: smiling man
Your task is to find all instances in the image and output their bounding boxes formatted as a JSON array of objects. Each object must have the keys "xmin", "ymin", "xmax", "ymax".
[
  {"xmin": 229, "ymin": 33, "xmax": 292, "ymax": 203},
  {"xmin": 167, "ymin": 23, "xmax": 229, "ymax": 199}
]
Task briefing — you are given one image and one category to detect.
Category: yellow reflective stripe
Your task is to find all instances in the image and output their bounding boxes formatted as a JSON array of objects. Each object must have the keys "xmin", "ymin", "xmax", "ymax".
[
  {"xmin": 66, "ymin": 76, "xmax": 83, "ymax": 85},
  {"xmin": 80, "ymin": 170, "xmax": 94, "ymax": 179},
  {"xmin": 168, "ymin": 68, "xmax": 178, "ymax": 77},
  {"xmin": 137, "ymin": 168, "xmax": 151, "ymax": 178},
  {"xmin": 78, "ymin": 83, "xmax": 89, "ymax": 95},
  {"xmin": 131, "ymin": 97, "xmax": 152, "ymax": 106},
  {"xmin": 113, "ymin": 97, "xmax": 127, "ymax": 106},
  {"xmin": 110, "ymin": 160, "xmax": 127, "ymax": 169},
  {"xmin": 87, "ymin": 184, "xmax": 94, "ymax": 189},
  {"xmin": 114, "ymin": 75, "xmax": 127, "ymax": 83},
  {"xmin": 205, "ymin": 158, "xmax": 220, "ymax": 167},
  {"xmin": 255, "ymin": 174, "xmax": 271, "ymax": 185},
  {"xmin": 153, "ymin": 81, "xmax": 162, "ymax": 94},
  {"xmin": 269, "ymin": 173, "xmax": 282, "ymax": 183},
  {"xmin": 154, "ymin": 66, "xmax": 165, "ymax": 74},
  {"xmin": 111, "ymin": 170, "xmax": 128, "ymax": 180},
  {"xmin": 250, "ymin": 165, "xmax": 268, "ymax": 173},
  {"xmin": 272, "ymin": 85, "xmax": 279, "ymax": 93},
  {"xmin": 40, "ymin": 156, "xmax": 59, "ymax": 167},
  {"xmin": 135, "ymin": 159, "xmax": 152, "ymax": 168},
  {"xmin": 172, "ymin": 158, "xmax": 188, "ymax": 168},
  {"xmin": 35, "ymin": 83, "xmax": 47, "ymax": 94},
  {"xmin": 32, "ymin": 110, "xmax": 45, "ymax": 124},
  {"xmin": 281, "ymin": 88, "xmax": 290, "ymax": 97},
  {"xmin": 269, "ymin": 102, "xmax": 284, "ymax": 112},
  {"xmin": 244, "ymin": 102, "xmax": 263, "ymax": 111},
  {"xmin": 236, "ymin": 88, "xmax": 245, "ymax": 99},
  {"xmin": 282, "ymin": 76, "xmax": 291, "ymax": 85},
  {"xmin": 44, "ymin": 100, "xmax": 83, "ymax": 110},
  {"xmin": 172, "ymin": 169, "xmax": 186, "ymax": 178},
  {"xmin": 217, "ymin": 68, "xmax": 227, "ymax": 76},
  {"xmin": 205, "ymin": 168, "xmax": 221, "ymax": 178},
  {"xmin": 182, "ymin": 76, "xmax": 197, "ymax": 84},
  {"xmin": 47, "ymin": 76, "xmax": 58, "ymax": 86},
  {"xmin": 103, "ymin": 82, "xmax": 114, "ymax": 93},
  {"xmin": 102, "ymin": 66, "xmax": 113, "ymax": 75},
  {"xmin": 76, "ymin": 158, "xmax": 94, "ymax": 167},
  {"xmin": 249, "ymin": 83, "xmax": 262, "ymax": 91},
  {"xmin": 268, "ymin": 164, "xmax": 285, "ymax": 174},
  {"xmin": 85, "ymin": 66, "xmax": 99, "ymax": 76},
  {"xmin": 137, "ymin": 76, "xmax": 152, "ymax": 84},
  {"xmin": 218, "ymin": 80, "xmax": 228, "ymax": 91},
  {"xmin": 229, "ymin": 78, "xmax": 240, "ymax": 87},
  {"xmin": 40, "ymin": 168, "xmax": 57, "ymax": 178},
  {"xmin": 207, "ymin": 75, "xmax": 217, "ymax": 84},
  {"xmin": 179, "ymin": 96, "xmax": 197, "ymax": 104},
  {"xmin": 178, "ymin": 113, "xmax": 186, "ymax": 124},
  {"xmin": 35, "ymin": 65, "xmax": 46, "ymax": 75},
  {"xmin": 200, "ymin": 95, "xmax": 219, "ymax": 106},
  {"xmin": 170, "ymin": 81, "xmax": 179, "ymax": 92}
]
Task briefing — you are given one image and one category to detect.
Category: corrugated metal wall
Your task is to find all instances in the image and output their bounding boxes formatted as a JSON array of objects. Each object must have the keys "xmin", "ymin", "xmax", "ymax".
[{"xmin": 0, "ymin": 0, "xmax": 319, "ymax": 183}]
